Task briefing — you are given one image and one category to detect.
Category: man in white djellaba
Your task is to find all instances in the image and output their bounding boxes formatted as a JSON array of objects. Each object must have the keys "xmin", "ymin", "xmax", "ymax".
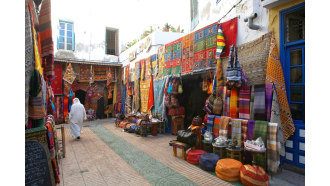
[{"xmin": 69, "ymin": 98, "xmax": 87, "ymax": 140}]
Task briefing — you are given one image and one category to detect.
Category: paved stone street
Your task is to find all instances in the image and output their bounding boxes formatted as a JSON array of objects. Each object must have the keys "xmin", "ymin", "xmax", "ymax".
[{"xmin": 56, "ymin": 119, "xmax": 304, "ymax": 186}]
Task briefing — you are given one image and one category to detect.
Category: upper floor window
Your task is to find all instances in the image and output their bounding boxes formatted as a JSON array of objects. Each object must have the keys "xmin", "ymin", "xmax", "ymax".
[
  {"xmin": 106, "ymin": 27, "xmax": 119, "ymax": 56},
  {"xmin": 191, "ymin": 0, "xmax": 199, "ymax": 30},
  {"xmin": 58, "ymin": 20, "xmax": 75, "ymax": 51}
]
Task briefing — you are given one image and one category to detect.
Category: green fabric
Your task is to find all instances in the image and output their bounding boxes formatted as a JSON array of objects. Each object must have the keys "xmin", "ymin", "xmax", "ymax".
[
  {"xmin": 253, "ymin": 120, "xmax": 268, "ymax": 169},
  {"xmin": 29, "ymin": 69, "xmax": 41, "ymax": 97},
  {"xmin": 90, "ymin": 125, "xmax": 197, "ymax": 185}
]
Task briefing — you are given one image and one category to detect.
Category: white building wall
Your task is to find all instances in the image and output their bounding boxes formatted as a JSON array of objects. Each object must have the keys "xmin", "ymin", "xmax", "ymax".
[{"xmin": 192, "ymin": 0, "xmax": 269, "ymax": 45}]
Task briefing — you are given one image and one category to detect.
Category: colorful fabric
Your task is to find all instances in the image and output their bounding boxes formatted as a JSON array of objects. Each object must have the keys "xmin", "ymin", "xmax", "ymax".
[
  {"xmin": 171, "ymin": 38, "xmax": 183, "ymax": 75},
  {"xmin": 140, "ymin": 59, "xmax": 145, "ymax": 80},
  {"xmin": 147, "ymin": 75, "xmax": 154, "ymax": 111},
  {"xmin": 270, "ymin": 84, "xmax": 285, "ymax": 156},
  {"xmin": 250, "ymin": 86, "xmax": 255, "ymax": 120},
  {"xmin": 55, "ymin": 96, "xmax": 64, "ymax": 123},
  {"xmin": 151, "ymin": 54, "xmax": 158, "ymax": 76},
  {"xmin": 181, "ymin": 33, "xmax": 194, "ymax": 75},
  {"xmin": 135, "ymin": 61, "xmax": 141, "ymax": 80},
  {"xmin": 267, "ymin": 122, "xmax": 280, "ymax": 173},
  {"xmin": 265, "ymin": 35, "xmax": 295, "ymax": 141},
  {"xmin": 71, "ymin": 79, "xmax": 80, "ymax": 92},
  {"xmin": 164, "ymin": 41, "xmax": 174, "ymax": 76},
  {"xmin": 239, "ymin": 85, "xmax": 251, "ymax": 119},
  {"xmin": 140, "ymin": 79, "xmax": 151, "ymax": 113},
  {"xmin": 240, "ymin": 165, "xmax": 269, "ymax": 186},
  {"xmin": 253, "ymin": 85, "xmax": 266, "ymax": 121},
  {"xmin": 193, "ymin": 22, "xmax": 218, "ymax": 72},
  {"xmin": 145, "ymin": 57, "xmax": 152, "ymax": 80},
  {"xmin": 213, "ymin": 116, "xmax": 221, "ymax": 137},
  {"xmin": 220, "ymin": 17, "xmax": 238, "ymax": 57},
  {"xmin": 265, "ymin": 83, "xmax": 273, "ymax": 121},
  {"xmin": 133, "ymin": 79, "xmax": 140, "ymax": 113},
  {"xmin": 241, "ymin": 120, "xmax": 248, "ymax": 145},
  {"xmin": 106, "ymin": 67, "xmax": 113, "ymax": 87},
  {"xmin": 223, "ymin": 87, "xmax": 230, "ymax": 116},
  {"xmin": 79, "ymin": 65, "xmax": 91, "ymax": 82},
  {"xmin": 125, "ymin": 65, "xmax": 130, "ymax": 84},
  {"xmin": 207, "ymin": 115, "xmax": 216, "ymax": 132},
  {"xmin": 157, "ymin": 46, "xmax": 165, "ymax": 79},
  {"xmin": 215, "ymin": 59, "xmax": 224, "ymax": 95},
  {"xmin": 63, "ymin": 96, "xmax": 69, "ymax": 119},
  {"xmin": 152, "ymin": 79, "xmax": 166, "ymax": 119},
  {"xmin": 63, "ymin": 81, "xmax": 71, "ymax": 97},
  {"xmin": 216, "ymin": 25, "xmax": 226, "ymax": 59},
  {"xmin": 219, "ymin": 116, "xmax": 230, "ymax": 138},
  {"xmin": 63, "ymin": 63, "xmax": 76, "ymax": 84},
  {"xmin": 231, "ymin": 119, "xmax": 242, "ymax": 147},
  {"xmin": 51, "ymin": 64, "xmax": 62, "ymax": 96},
  {"xmin": 93, "ymin": 66, "xmax": 108, "ymax": 81},
  {"xmin": 245, "ymin": 120, "xmax": 255, "ymax": 164},
  {"xmin": 229, "ymin": 88, "xmax": 238, "ymax": 119},
  {"xmin": 254, "ymin": 120, "xmax": 268, "ymax": 169}
]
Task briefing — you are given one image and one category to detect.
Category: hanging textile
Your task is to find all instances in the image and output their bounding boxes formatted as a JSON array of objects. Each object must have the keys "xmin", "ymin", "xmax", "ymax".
[
  {"xmin": 94, "ymin": 66, "xmax": 108, "ymax": 81},
  {"xmin": 265, "ymin": 83, "xmax": 273, "ymax": 121},
  {"xmin": 219, "ymin": 116, "xmax": 230, "ymax": 139},
  {"xmin": 223, "ymin": 87, "xmax": 229, "ymax": 116},
  {"xmin": 79, "ymin": 65, "xmax": 91, "ymax": 82},
  {"xmin": 152, "ymin": 79, "xmax": 166, "ymax": 119},
  {"xmin": 140, "ymin": 79, "xmax": 151, "ymax": 113},
  {"xmin": 106, "ymin": 67, "xmax": 113, "ymax": 87},
  {"xmin": 151, "ymin": 54, "xmax": 158, "ymax": 76},
  {"xmin": 63, "ymin": 63, "xmax": 76, "ymax": 84},
  {"xmin": 265, "ymin": 35, "xmax": 295, "ymax": 141},
  {"xmin": 193, "ymin": 22, "xmax": 218, "ymax": 72},
  {"xmin": 125, "ymin": 92, "xmax": 132, "ymax": 114},
  {"xmin": 216, "ymin": 24, "xmax": 226, "ymax": 59},
  {"xmin": 157, "ymin": 46, "xmax": 165, "ymax": 79},
  {"xmin": 71, "ymin": 79, "xmax": 80, "ymax": 92},
  {"xmin": 133, "ymin": 78, "xmax": 140, "ymax": 113},
  {"xmin": 52, "ymin": 64, "xmax": 63, "ymax": 95},
  {"xmin": 267, "ymin": 122, "xmax": 280, "ymax": 173},
  {"xmin": 147, "ymin": 75, "xmax": 154, "ymax": 111},
  {"xmin": 206, "ymin": 114, "xmax": 216, "ymax": 132},
  {"xmin": 181, "ymin": 33, "xmax": 194, "ymax": 75},
  {"xmin": 229, "ymin": 88, "xmax": 238, "ymax": 119},
  {"xmin": 245, "ymin": 120, "xmax": 255, "ymax": 163},
  {"xmin": 125, "ymin": 65, "xmax": 130, "ymax": 85},
  {"xmin": 253, "ymin": 84, "xmax": 266, "ymax": 120},
  {"xmin": 63, "ymin": 96, "xmax": 69, "ymax": 119},
  {"xmin": 270, "ymin": 84, "xmax": 285, "ymax": 156},
  {"xmin": 63, "ymin": 81, "xmax": 71, "ymax": 97},
  {"xmin": 55, "ymin": 96, "xmax": 64, "ymax": 123},
  {"xmin": 231, "ymin": 119, "xmax": 242, "ymax": 147},
  {"xmin": 250, "ymin": 86, "xmax": 255, "ymax": 120},
  {"xmin": 239, "ymin": 85, "xmax": 251, "ymax": 119},
  {"xmin": 213, "ymin": 116, "xmax": 222, "ymax": 138},
  {"xmin": 241, "ymin": 120, "xmax": 248, "ymax": 147},
  {"xmin": 135, "ymin": 61, "xmax": 141, "ymax": 80},
  {"xmin": 220, "ymin": 17, "xmax": 238, "ymax": 57},
  {"xmin": 215, "ymin": 59, "xmax": 224, "ymax": 96},
  {"xmin": 171, "ymin": 38, "xmax": 183, "ymax": 75},
  {"xmin": 164, "ymin": 41, "xmax": 174, "ymax": 76},
  {"xmin": 121, "ymin": 84, "xmax": 126, "ymax": 114},
  {"xmin": 254, "ymin": 120, "xmax": 268, "ymax": 169},
  {"xmin": 145, "ymin": 57, "xmax": 152, "ymax": 80}
]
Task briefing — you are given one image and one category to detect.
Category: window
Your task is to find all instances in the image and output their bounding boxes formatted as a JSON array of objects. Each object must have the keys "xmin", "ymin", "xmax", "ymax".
[
  {"xmin": 191, "ymin": 0, "xmax": 199, "ymax": 30},
  {"xmin": 106, "ymin": 28, "xmax": 118, "ymax": 56},
  {"xmin": 58, "ymin": 20, "xmax": 75, "ymax": 51}
]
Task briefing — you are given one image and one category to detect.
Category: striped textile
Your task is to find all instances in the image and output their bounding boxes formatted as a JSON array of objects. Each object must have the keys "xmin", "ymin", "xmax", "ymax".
[
  {"xmin": 241, "ymin": 120, "xmax": 248, "ymax": 146},
  {"xmin": 229, "ymin": 88, "xmax": 239, "ymax": 119},
  {"xmin": 215, "ymin": 59, "xmax": 224, "ymax": 96},
  {"xmin": 270, "ymin": 84, "xmax": 285, "ymax": 156},
  {"xmin": 265, "ymin": 83, "xmax": 273, "ymax": 121},
  {"xmin": 216, "ymin": 25, "xmax": 226, "ymax": 59},
  {"xmin": 250, "ymin": 86, "xmax": 255, "ymax": 120},
  {"xmin": 239, "ymin": 86, "xmax": 251, "ymax": 119},
  {"xmin": 231, "ymin": 119, "xmax": 242, "ymax": 147},
  {"xmin": 171, "ymin": 38, "xmax": 183, "ymax": 75},
  {"xmin": 223, "ymin": 87, "xmax": 230, "ymax": 116},
  {"xmin": 213, "ymin": 116, "xmax": 221, "ymax": 137},
  {"xmin": 207, "ymin": 115, "xmax": 216, "ymax": 132},
  {"xmin": 245, "ymin": 120, "xmax": 255, "ymax": 164},
  {"xmin": 254, "ymin": 120, "xmax": 268, "ymax": 169},
  {"xmin": 219, "ymin": 116, "xmax": 230, "ymax": 139},
  {"xmin": 133, "ymin": 79, "xmax": 140, "ymax": 113},
  {"xmin": 267, "ymin": 122, "xmax": 280, "ymax": 173},
  {"xmin": 265, "ymin": 35, "xmax": 295, "ymax": 141},
  {"xmin": 253, "ymin": 85, "xmax": 266, "ymax": 121}
]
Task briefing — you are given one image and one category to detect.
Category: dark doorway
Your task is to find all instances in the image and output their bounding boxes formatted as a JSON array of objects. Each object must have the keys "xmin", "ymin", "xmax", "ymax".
[{"xmin": 75, "ymin": 89, "xmax": 86, "ymax": 105}]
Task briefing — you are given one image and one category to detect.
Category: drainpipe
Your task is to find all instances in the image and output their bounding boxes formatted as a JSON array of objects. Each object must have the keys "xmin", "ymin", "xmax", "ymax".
[{"xmin": 244, "ymin": 13, "xmax": 260, "ymax": 30}]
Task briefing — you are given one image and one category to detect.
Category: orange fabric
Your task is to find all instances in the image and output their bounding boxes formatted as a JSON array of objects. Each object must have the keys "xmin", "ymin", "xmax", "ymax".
[
  {"xmin": 215, "ymin": 158, "xmax": 243, "ymax": 182},
  {"xmin": 240, "ymin": 165, "xmax": 269, "ymax": 186},
  {"xmin": 147, "ymin": 75, "xmax": 154, "ymax": 111},
  {"xmin": 229, "ymin": 88, "xmax": 238, "ymax": 118}
]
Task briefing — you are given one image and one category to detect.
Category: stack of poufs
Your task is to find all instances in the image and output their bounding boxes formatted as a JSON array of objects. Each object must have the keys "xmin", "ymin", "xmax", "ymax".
[
  {"xmin": 186, "ymin": 149, "xmax": 207, "ymax": 165},
  {"xmin": 240, "ymin": 165, "xmax": 269, "ymax": 186},
  {"xmin": 215, "ymin": 159, "xmax": 243, "ymax": 182},
  {"xmin": 199, "ymin": 153, "xmax": 221, "ymax": 171}
]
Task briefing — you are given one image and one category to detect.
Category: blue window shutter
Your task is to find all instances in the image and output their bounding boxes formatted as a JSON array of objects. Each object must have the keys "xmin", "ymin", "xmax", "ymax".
[
  {"xmin": 72, "ymin": 32, "xmax": 75, "ymax": 51},
  {"xmin": 57, "ymin": 36, "xmax": 59, "ymax": 49}
]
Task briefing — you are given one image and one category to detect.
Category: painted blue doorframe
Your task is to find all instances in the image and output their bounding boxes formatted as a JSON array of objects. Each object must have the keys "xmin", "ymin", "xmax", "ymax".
[{"xmin": 280, "ymin": 2, "xmax": 305, "ymax": 168}]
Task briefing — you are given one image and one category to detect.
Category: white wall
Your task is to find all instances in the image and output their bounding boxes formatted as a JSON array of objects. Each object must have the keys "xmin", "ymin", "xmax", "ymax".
[{"xmin": 192, "ymin": 0, "xmax": 269, "ymax": 45}]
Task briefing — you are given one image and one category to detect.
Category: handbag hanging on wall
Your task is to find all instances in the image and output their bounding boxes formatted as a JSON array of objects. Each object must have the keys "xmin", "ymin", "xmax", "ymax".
[{"xmin": 226, "ymin": 45, "xmax": 242, "ymax": 89}]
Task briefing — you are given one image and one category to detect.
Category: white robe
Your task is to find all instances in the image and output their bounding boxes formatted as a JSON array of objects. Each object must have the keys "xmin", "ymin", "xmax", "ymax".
[{"xmin": 69, "ymin": 98, "xmax": 87, "ymax": 138}]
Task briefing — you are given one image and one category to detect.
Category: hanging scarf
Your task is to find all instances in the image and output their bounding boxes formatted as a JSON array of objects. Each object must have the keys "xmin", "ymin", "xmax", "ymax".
[
  {"xmin": 231, "ymin": 119, "xmax": 242, "ymax": 147},
  {"xmin": 213, "ymin": 116, "xmax": 222, "ymax": 138},
  {"xmin": 223, "ymin": 87, "xmax": 229, "ymax": 116},
  {"xmin": 265, "ymin": 83, "xmax": 273, "ymax": 121},
  {"xmin": 265, "ymin": 35, "xmax": 295, "ymax": 141},
  {"xmin": 270, "ymin": 83, "xmax": 285, "ymax": 156},
  {"xmin": 216, "ymin": 24, "xmax": 226, "ymax": 59},
  {"xmin": 239, "ymin": 85, "xmax": 251, "ymax": 120},
  {"xmin": 147, "ymin": 75, "xmax": 154, "ymax": 111},
  {"xmin": 241, "ymin": 120, "xmax": 248, "ymax": 146},
  {"xmin": 207, "ymin": 115, "xmax": 216, "ymax": 132},
  {"xmin": 267, "ymin": 122, "xmax": 280, "ymax": 173},
  {"xmin": 253, "ymin": 85, "xmax": 266, "ymax": 121},
  {"xmin": 229, "ymin": 88, "xmax": 238, "ymax": 119},
  {"xmin": 254, "ymin": 120, "xmax": 268, "ymax": 169},
  {"xmin": 220, "ymin": 17, "xmax": 238, "ymax": 57},
  {"xmin": 245, "ymin": 120, "xmax": 255, "ymax": 164},
  {"xmin": 218, "ymin": 116, "xmax": 230, "ymax": 139}
]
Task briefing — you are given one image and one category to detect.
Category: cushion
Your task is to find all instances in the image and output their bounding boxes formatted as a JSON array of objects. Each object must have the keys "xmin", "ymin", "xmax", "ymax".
[
  {"xmin": 240, "ymin": 165, "xmax": 269, "ymax": 186},
  {"xmin": 199, "ymin": 153, "xmax": 221, "ymax": 171},
  {"xmin": 119, "ymin": 121, "xmax": 129, "ymax": 128},
  {"xmin": 215, "ymin": 158, "xmax": 243, "ymax": 182},
  {"xmin": 186, "ymin": 149, "xmax": 207, "ymax": 165}
]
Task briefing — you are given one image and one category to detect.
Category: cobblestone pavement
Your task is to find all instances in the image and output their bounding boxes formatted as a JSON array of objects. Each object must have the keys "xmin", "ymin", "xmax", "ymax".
[{"xmin": 57, "ymin": 119, "xmax": 304, "ymax": 186}]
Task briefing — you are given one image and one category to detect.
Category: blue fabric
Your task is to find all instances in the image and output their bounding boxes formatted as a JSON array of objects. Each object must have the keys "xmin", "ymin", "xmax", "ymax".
[
  {"xmin": 199, "ymin": 153, "xmax": 221, "ymax": 171},
  {"xmin": 207, "ymin": 115, "xmax": 215, "ymax": 132},
  {"xmin": 152, "ymin": 79, "xmax": 166, "ymax": 120},
  {"xmin": 121, "ymin": 84, "xmax": 126, "ymax": 114}
]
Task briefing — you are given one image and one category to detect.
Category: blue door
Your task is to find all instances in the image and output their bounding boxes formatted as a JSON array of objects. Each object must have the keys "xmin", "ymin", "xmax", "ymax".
[{"xmin": 280, "ymin": 3, "xmax": 305, "ymax": 168}]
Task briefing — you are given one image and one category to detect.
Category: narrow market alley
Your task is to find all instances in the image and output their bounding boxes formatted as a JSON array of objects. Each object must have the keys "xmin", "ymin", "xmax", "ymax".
[{"xmin": 57, "ymin": 119, "xmax": 304, "ymax": 186}]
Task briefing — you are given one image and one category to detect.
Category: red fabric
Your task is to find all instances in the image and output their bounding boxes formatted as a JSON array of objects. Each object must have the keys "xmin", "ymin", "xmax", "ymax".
[
  {"xmin": 63, "ymin": 96, "xmax": 69, "ymax": 119},
  {"xmin": 220, "ymin": 17, "xmax": 238, "ymax": 57},
  {"xmin": 187, "ymin": 149, "xmax": 207, "ymax": 165},
  {"xmin": 147, "ymin": 75, "xmax": 154, "ymax": 111},
  {"xmin": 168, "ymin": 107, "xmax": 185, "ymax": 116},
  {"xmin": 240, "ymin": 165, "xmax": 269, "ymax": 186},
  {"xmin": 52, "ymin": 64, "xmax": 63, "ymax": 95},
  {"xmin": 119, "ymin": 121, "xmax": 129, "ymax": 128}
]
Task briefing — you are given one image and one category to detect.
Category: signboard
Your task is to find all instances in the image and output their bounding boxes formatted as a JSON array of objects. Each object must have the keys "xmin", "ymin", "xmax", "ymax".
[{"xmin": 25, "ymin": 141, "xmax": 55, "ymax": 186}]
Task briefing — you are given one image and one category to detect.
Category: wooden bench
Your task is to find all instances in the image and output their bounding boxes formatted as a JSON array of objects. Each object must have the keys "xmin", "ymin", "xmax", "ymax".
[{"xmin": 169, "ymin": 140, "xmax": 195, "ymax": 160}]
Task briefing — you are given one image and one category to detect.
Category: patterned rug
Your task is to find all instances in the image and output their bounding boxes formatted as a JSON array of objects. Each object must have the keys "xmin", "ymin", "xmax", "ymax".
[
  {"xmin": 140, "ymin": 79, "xmax": 151, "ymax": 113},
  {"xmin": 90, "ymin": 126, "xmax": 197, "ymax": 185}
]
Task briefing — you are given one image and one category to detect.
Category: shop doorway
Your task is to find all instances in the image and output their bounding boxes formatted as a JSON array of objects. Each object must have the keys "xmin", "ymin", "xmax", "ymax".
[
  {"xmin": 280, "ymin": 2, "xmax": 305, "ymax": 168},
  {"xmin": 75, "ymin": 89, "xmax": 86, "ymax": 105}
]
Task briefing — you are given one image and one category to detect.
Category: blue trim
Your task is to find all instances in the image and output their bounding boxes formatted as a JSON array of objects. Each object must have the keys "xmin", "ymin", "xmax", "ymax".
[
  {"xmin": 58, "ymin": 20, "xmax": 75, "ymax": 51},
  {"xmin": 72, "ymin": 23, "xmax": 75, "ymax": 51}
]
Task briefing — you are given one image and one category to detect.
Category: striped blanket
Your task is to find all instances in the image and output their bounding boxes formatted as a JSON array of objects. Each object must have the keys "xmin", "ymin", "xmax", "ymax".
[
  {"xmin": 239, "ymin": 86, "xmax": 251, "ymax": 119},
  {"xmin": 253, "ymin": 85, "xmax": 266, "ymax": 121},
  {"xmin": 267, "ymin": 122, "xmax": 280, "ymax": 173},
  {"xmin": 265, "ymin": 35, "xmax": 295, "ymax": 141},
  {"xmin": 245, "ymin": 120, "xmax": 255, "ymax": 164},
  {"xmin": 229, "ymin": 88, "xmax": 238, "ymax": 119},
  {"xmin": 265, "ymin": 83, "xmax": 273, "ymax": 121},
  {"xmin": 254, "ymin": 120, "xmax": 268, "ymax": 169},
  {"xmin": 219, "ymin": 116, "xmax": 230, "ymax": 139},
  {"xmin": 207, "ymin": 115, "xmax": 216, "ymax": 132},
  {"xmin": 213, "ymin": 116, "xmax": 221, "ymax": 137},
  {"xmin": 231, "ymin": 119, "xmax": 242, "ymax": 147}
]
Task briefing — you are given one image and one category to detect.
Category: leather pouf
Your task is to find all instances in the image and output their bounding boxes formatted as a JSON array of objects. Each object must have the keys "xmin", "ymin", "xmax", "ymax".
[
  {"xmin": 240, "ymin": 165, "xmax": 269, "ymax": 186},
  {"xmin": 215, "ymin": 158, "xmax": 243, "ymax": 182},
  {"xmin": 186, "ymin": 149, "xmax": 207, "ymax": 165},
  {"xmin": 199, "ymin": 153, "xmax": 221, "ymax": 171}
]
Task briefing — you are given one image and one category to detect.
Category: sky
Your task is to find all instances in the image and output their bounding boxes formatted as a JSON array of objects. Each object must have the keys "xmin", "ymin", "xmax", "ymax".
[{"xmin": 52, "ymin": 0, "xmax": 191, "ymax": 48}]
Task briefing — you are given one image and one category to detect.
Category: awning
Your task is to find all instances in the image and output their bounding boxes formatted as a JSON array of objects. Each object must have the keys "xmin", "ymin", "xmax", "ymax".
[{"xmin": 54, "ymin": 58, "xmax": 122, "ymax": 67}]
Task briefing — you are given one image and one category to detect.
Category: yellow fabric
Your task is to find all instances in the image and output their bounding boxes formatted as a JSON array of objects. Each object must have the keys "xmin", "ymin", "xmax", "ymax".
[
  {"xmin": 32, "ymin": 21, "xmax": 43, "ymax": 74},
  {"xmin": 215, "ymin": 159, "xmax": 243, "ymax": 182}
]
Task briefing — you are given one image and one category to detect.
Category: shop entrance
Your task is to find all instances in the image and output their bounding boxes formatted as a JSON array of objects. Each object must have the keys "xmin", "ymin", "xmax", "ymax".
[{"xmin": 75, "ymin": 89, "xmax": 86, "ymax": 105}]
